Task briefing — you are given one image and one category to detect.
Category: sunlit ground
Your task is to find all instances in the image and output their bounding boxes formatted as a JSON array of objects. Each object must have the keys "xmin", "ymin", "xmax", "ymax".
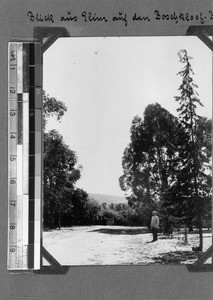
[{"xmin": 43, "ymin": 226, "xmax": 212, "ymax": 266}]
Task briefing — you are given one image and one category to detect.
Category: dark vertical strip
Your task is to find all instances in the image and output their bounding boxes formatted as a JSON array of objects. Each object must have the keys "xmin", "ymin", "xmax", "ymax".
[
  {"xmin": 23, "ymin": 43, "xmax": 29, "ymax": 92},
  {"xmin": 29, "ymin": 110, "xmax": 35, "ymax": 132},
  {"xmin": 37, "ymin": 42, "xmax": 43, "ymax": 269},
  {"xmin": 28, "ymin": 244, "xmax": 34, "ymax": 269},
  {"xmin": 18, "ymin": 102, "xmax": 23, "ymax": 144},
  {"xmin": 29, "ymin": 199, "xmax": 35, "ymax": 222},
  {"xmin": 17, "ymin": 94, "xmax": 23, "ymax": 101},
  {"xmin": 29, "ymin": 43, "xmax": 35, "ymax": 65},
  {"xmin": 29, "ymin": 87, "xmax": 35, "ymax": 109},
  {"xmin": 29, "ymin": 132, "xmax": 35, "ymax": 155},
  {"xmin": 35, "ymin": 43, "xmax": 42, "ymax": 87},
  {"xmin": 29, "ymin": 67, "xmax": 35, "ymax": 87},
  {"xmin": 28, "ymin": 42, "xmax": 35, "ymax": 269},
  {"xmin": 28, "ymin": 223, "xmax": 34, "ymax": 242},
  {"xmin": 29, "ymin": 155, "xmax": 35, "ymax": 178},
  {"xmin": 29, "ymin": 178, "xmax": 35, "ymax": 200},
  {"xmin": 17, "ymin": 94, "xmax": 23, "ymax": 145},
  {"xmin": 35, "ymin": 43, "xmax": 41, "ymax": 65},
  {"xmin": 29, "ymin": 155, "xmax": 35, "ymax": 177}
]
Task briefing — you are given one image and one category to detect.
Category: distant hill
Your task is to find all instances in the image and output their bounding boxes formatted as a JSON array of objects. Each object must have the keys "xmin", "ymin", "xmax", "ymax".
[{"xmin": 89, "ymin": 193, "xmax": 127, "ymax": 205}]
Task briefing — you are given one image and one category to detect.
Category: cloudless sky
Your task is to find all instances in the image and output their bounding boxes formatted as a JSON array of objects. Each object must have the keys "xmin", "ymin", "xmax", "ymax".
[{"xmin": 43, "ymin": 36, "xmax": 212, "ymax": 196}]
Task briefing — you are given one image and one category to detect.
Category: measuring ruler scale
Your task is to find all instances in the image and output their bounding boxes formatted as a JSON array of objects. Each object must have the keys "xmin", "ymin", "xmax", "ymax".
[{"xmin": 8, "ymin": 42, "xmax": 42, "ymax": 270}]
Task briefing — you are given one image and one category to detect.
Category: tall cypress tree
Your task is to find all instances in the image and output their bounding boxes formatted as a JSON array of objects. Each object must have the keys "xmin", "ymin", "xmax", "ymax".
[{"xmin": 175, "ymin": 49, "xmax": 212, "ymax": 251}]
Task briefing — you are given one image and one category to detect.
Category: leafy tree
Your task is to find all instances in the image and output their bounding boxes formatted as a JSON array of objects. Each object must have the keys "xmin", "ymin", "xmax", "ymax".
[
  {"xmin": 43, "ymin": 129, "xmax": 81, "ymax": 228},
  {"xmin": 43, "ymin": 91, "xmax": 70, "ymax": 228},
  {"xmin": 119, "ymin": 103, "xmax": 185, "ymax": 227},
  {"xmin": 109, "ymin": 203, "xmax": 114, "ymax": 210},
  {"xmin": 43, "ymin": 91, "xmax": 67, "ymax": 129},
  {"xmin": 69, "ymin": 189, "xmax": 101, "ymax": 225},
  {"xmin": 43, "ymin": 92, "xmax": 102, "ymax": 228}
]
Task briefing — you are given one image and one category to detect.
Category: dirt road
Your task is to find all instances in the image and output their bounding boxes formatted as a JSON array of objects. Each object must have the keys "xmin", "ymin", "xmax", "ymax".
[{"xmin": 43, "ymin": 225, "xmax": 211, "ymax": 266}]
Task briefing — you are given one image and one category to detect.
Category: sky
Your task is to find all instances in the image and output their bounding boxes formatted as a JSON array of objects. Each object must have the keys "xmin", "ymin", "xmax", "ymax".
[{"xmin": 43, "ymin": 36, "xmax": 212, "ymax": 196}]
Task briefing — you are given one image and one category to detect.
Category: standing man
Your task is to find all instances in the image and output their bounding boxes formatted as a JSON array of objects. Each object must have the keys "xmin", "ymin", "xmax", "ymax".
[{"xmin": 150, "ymin": 211, "xmax": 159, "ymax": 242}]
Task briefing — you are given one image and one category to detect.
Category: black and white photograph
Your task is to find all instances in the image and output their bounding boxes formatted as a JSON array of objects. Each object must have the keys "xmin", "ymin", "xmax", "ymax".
[
  {"xmin": 2, "ymin": 0, "xmax": 213, "ymax": 299},
  {"xmin": 42, "ymin": 36, "xmax": 212, "ymax": 266}
]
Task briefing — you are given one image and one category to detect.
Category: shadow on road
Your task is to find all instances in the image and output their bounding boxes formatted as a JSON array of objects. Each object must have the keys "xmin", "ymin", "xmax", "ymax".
[
  {"xmin": 88, "ymin": 228, "xmax": 149, "ymax": 235},
  {"xmin": 152, "ymin": 250, "xmax": 203, "ymax": 264}
]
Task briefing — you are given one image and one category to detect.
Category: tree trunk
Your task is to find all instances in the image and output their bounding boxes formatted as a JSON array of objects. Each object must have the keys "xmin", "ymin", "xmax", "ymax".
[
  {"xmin": 58, "ymin": 205, "xmax": 61, "ymax": 230},
  {"xmin": 51, "ymin": 214, "xmax": 55, "ymax": 229},
  {"xmin": 184, "ymin": 225, "xmax": 188, "ymax": 244},
  {"xmin": 198, "ymin": 214, "xmax": 203, "ymax": 251},
  {"xmin": 189, "ymin": 225, "xmax": 193, "ymax": 232},
  {"xmin": 194, "ymin": 178, "xmax": 203, "ymax": 251}
]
